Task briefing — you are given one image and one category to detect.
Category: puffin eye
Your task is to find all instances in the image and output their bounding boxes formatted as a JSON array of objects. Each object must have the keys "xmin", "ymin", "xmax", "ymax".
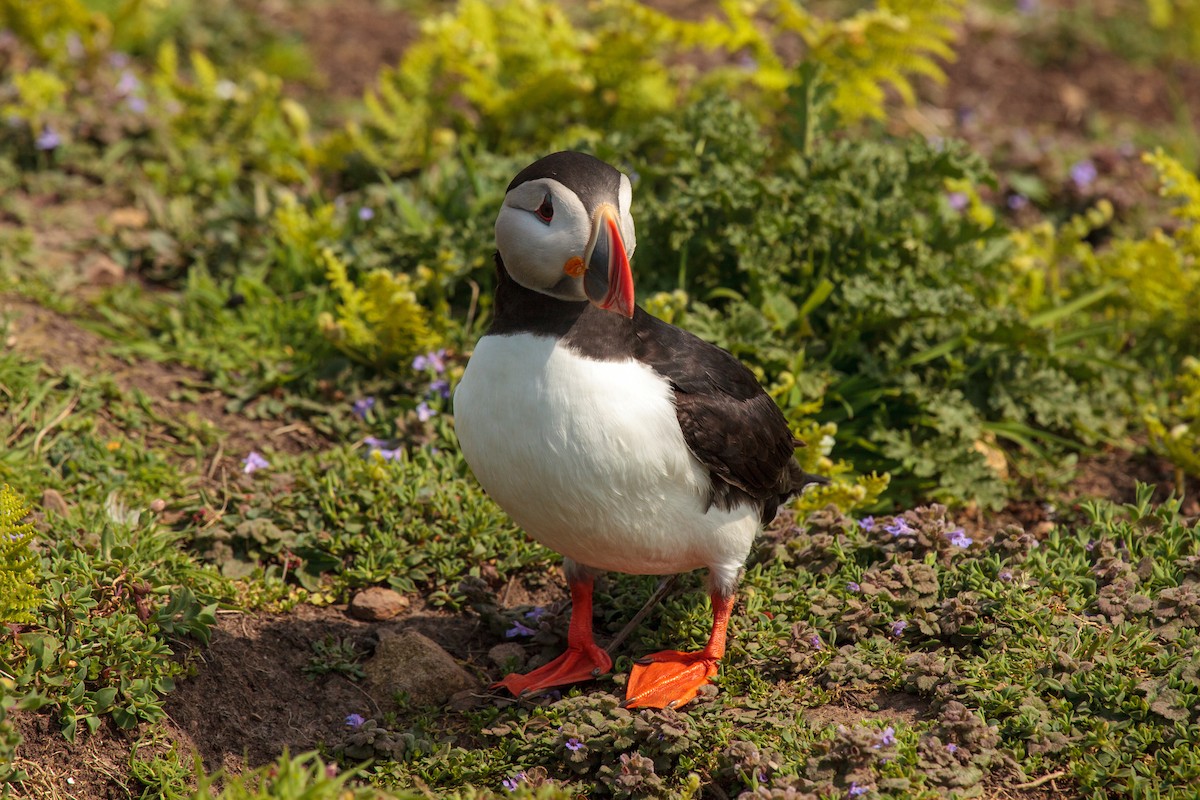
[{"xmin": 535, "ymin": 193, "xmax": 554, "ymax": 223}]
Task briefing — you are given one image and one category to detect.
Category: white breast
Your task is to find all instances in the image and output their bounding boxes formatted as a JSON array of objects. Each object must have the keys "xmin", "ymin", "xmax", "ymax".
[{"xmin": 453, "ymin": 333, "xmax": 758, "ymax": 586}]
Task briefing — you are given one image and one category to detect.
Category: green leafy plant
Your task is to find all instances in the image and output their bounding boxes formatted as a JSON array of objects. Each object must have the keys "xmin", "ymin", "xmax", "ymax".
[
  {"xmin": 618, "ymin": 93, "xmax": 1126, "ymax": 507},
  {"xmin": 1145, "ymin": 356, "xmax": 1200, "ymax": 491},
  {"xmin": 317, "ymin": 248, "xmax": 441, "ymax": 373},
  {"xmin": 618, "ymin": 0, "xmax": 963, "ymax": 125},
  {"xmin": 304, "ymin": 636, "xmax": 365, "ymax": 681},
  {"xmin": 0, "ymin": 485, "xmax": 40, "ymax": 625}
]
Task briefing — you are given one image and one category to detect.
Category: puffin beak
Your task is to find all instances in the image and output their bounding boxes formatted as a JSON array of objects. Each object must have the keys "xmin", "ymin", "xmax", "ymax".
[{"xmin": 583, "ymin": 204, "xmax": 634, "ymax": 318}]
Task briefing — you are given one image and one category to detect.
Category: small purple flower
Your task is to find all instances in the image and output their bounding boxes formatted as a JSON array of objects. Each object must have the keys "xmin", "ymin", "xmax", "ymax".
[
  {"xmin": 1018, "ymin": 0, "xmax": 1039, "ymax": 15},
  {"xmin": 65, "ymin": 33, "xmax": 83, "ymax": 60},
  {"xmin": 876, "ymin": 726, "xmax": 896, "ymax": 747},
  {"xmin": 884, "ymin": 518, "xmax": 912, "ymax": 537},
  {"xmin": 524, "ymin": 606, "xmax": 547, "ymax": 622},
  {"xmin": 846, "ymin": 581, "xmax": 861, "ymax": 593},
  {"xmin": 357, "ymin": 206, "xmax": 374, "ymax": 221},
  {"xmin": 890, "ymin": 620, "xmax": 908, "ymax": 638},
  {"xmin": 1007, "ymin": 193, "xmax": 1029, "ymax": 211},
  {"xmin": 506, "ymin": 620, "xmax": 535, "ymax": 638},
  {"xmin": 998, "ymin": 570, "xmax": 1013, "ymax": 582},
  {"xmin": 35, "ymin": 126, "xmax": 61, "ymax": 151},
  {"xmin": 108, "ymin": 52, "xmax": 130, "ymax": 69},
  {"xmin": 126, "ymin": 96, "xmax": 147, "ymax": 114},
  {"xmin": 352, "ymin": 396, "xmax": 376, "ymax": 418},
  {"xmin": 412, "ymin": 349, "xmax": 447, "ymax": 374},
  {"xmin": 242, "ymin": 451, "xmax": 269, "ymax": 474},
  {"xmin": 809, "ymin": 634, "xmax": 824, "ymax": 650},
  {"xmin": 947, "ymin": 192, "xmax": 968, "ymax": 212},
  {"xmin": 501, "ymin": 772, "xmax": 527, "ymax": 792},
  {"xmin": 116, "ymin": 71, "xmax": 141, "ymax": 96},
  {"xmin": 849, "ymin": 782, "xmax": 869, "ymax": 797},
  {"xmin": 1070, "ymin": 159, "xmax": 1098, "ymax": 189},
  {"xmin": 946, "ymin": 743, "xmax": 959, "ymax": 753},
  {"xmin": 430, "ymin": 379, "xmax": 451, "ymax": 399},
  {"xmin": 363, "ymin": 437, "xmax": 400, "ymax": 461},
  {"xmin": 345, "ymin": 713, "xmax": 365, "ymax": 729},
  {"xmin": 416, "ymin": 401, "xmax": 436, "ymax": 422},
  {"xmin": 565, "ymin": 737, "xmax": 584, "ymax": 751},
  {"xmin": 947, "ymin": 528, "xmax": 973, "ymax": 548},
  {"xmin": 736, "ymin": 52, "xmax": 758, "ymax": 72},
  {"xmin": 858, "ymin": 516, "xmax": 876, "ymax": 532}
]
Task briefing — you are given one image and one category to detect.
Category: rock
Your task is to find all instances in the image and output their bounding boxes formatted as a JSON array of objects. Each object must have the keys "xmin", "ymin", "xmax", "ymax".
[
  {"xmin": 82, "ymin": 253, "xmax": 125, "ymax": 286},
  {"xmin": 349, "ymin": 587, "xmax": 409, "ymax": 621},
  {"xmin": 41, "ymin": 488, "xmax": 69, "ymax": 517},
  {"xmin": 363, "ymin": 629, "xmax": 479, "ymax": 707},
  {"xmin": 487, "ymin": 642, "xmax": 527, "ymax": 671}
]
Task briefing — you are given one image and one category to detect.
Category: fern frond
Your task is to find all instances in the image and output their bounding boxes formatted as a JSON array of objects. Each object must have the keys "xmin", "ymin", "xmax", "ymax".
[{"xmin": 0, "ymin": 484, "xmax": 41, "ymax": 625}]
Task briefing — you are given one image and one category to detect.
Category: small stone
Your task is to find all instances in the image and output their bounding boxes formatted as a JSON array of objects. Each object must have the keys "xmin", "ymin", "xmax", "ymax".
[
  {"xmin": 82, "ymin": 253, "xmax": 125, "ymax": 286},
  {"xmin": 41, "ymin": 488, "xmax": 69, "ymax": 517},
  {"xmin": 109, "ymin": 207, "xmax": 148, "ymax": 229},
  {"xmin": 488, "ymin": 642, "xmax": 527, "ymax": 670},
  {"xmin": 349, "ymin": 587, "xmax": 409, "ymax": 621},
  {"xmin": 149, "ymin": 498, "xmax": 166, "ymax": 513},
  {"xmin": 363, "ymin": 629, "xmax": 479, "ymax": 707}
]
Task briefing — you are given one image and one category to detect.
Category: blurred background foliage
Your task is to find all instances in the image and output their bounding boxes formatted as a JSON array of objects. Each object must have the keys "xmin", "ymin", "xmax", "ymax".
[{"xmin": 2, "ymin": 0, "xmax": 1199, "ymax": 511}]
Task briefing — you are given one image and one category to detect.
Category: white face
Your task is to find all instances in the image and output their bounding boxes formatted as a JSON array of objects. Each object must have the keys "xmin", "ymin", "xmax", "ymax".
[{"xmin": 495, "ymin": 175, "xmax": 637, "ymax": 302}]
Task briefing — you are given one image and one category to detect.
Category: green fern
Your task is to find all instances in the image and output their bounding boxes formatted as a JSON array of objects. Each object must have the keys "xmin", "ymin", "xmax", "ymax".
[
  {"xmin": 0, "ymin": 484, "xmax": 41, "ymax": 626},
  {"xmin": 317, "ymin": 249, "xmax": 440, "ymax": 372},
  {"xmin": 613, "ymin": 0, "xmax": 964, "ymax": 124}
]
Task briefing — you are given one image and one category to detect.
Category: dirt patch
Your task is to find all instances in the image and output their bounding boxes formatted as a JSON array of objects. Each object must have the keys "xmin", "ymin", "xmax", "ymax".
[
  {"xmin": 263, "ymin": 0, "xmax": 419, "ymax": 99},
  {"xmin": 166, "ymin": 602, "xmax": 483, "ymax": 774},
  {"xmin": 929, "ymin": 20, "xmax": 1200, "ymax": 134},
  {"xmin": 7, "ymin": 715, "xmax": 142, "ymax": 800},
  {"xmin": 805, "ymin": 689, "xmax": 931, "ymax": 730}
]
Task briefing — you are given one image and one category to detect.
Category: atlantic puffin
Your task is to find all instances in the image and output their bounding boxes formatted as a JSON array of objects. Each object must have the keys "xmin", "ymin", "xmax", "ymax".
[{"xmin": 454, "ymin": 151, "xmax": 826, "ymax": 709}]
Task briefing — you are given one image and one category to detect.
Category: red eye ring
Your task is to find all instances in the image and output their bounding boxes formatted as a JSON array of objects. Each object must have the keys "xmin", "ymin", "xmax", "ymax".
[{"xmin": 535, "ymin": 193, "xmax": 554, "ymax": 223}]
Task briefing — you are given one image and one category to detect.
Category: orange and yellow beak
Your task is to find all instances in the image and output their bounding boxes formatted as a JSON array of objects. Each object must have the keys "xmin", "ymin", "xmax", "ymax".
[{"xmin": 581, "ymin": 204, "xmax": 634, "ymax": 318}]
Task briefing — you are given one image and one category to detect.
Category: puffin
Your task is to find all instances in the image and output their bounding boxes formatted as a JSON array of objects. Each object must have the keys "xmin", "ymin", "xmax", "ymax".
[{"xmin": 453, "ymin": 151, "xmax": 827, "ymax": 709}]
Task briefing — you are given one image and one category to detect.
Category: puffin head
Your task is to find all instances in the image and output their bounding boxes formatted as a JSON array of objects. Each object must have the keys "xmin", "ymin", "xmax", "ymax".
[{"xmin": 496, "ymin": 151, "xmax": 636, "ymax": 318}]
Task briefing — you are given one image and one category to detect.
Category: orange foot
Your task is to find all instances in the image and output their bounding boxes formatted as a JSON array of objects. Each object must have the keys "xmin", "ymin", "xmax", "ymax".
[
  {"xmin": 623, "ymin": 649, "xmax": 720, "ymax": 709},
  {"xmin": 494, "ymin": 643, "xmax": 613, "ymax": 698}
]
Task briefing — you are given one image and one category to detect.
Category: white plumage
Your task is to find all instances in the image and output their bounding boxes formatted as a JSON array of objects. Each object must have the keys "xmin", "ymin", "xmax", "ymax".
[{"xmin": 454, "ymin": 332, "xmax": 757, "ymax": 594}]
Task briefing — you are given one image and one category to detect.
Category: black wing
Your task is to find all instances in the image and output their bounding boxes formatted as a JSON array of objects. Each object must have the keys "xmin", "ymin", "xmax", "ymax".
[{"xmin": 628, "ymin": 310, "xmax": 821, "ymax": 522}]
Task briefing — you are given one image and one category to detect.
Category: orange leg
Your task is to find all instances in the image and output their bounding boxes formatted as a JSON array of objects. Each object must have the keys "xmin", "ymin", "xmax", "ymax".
[
  {"xmin": 494, "ymin": 574, "xmax": 613, "ymax": 698},
  {"xmin": 623, "ymin": 591, "xmax": 734, "ymax": 709}
]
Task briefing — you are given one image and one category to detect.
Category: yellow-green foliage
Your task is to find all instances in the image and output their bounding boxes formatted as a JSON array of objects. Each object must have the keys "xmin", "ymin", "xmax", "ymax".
[
  {"xmin": 0, "ymin": 0, "xmax": 101, "ymax": 64},
  {"xmin": 144, "ymin": 44, "xmax": 318, "ymax": 192},
  {"xmin": 1145, "ymin": 357, "xmax": 1200, "ymax": 486},
  {"xmin": 615, "ymin": 0, "xmax": 963, "ymax": 123},
  {"xmin": 348, "ymin": 0, "xmax": 963, "ymax": 170},
  {"xmin": 1007, "ymin": 151, "xmax": 1200, "ymax": 342},
  {"xmin": 317, "ymin": 249, "xmax": 440, "ymax": 372},
  {"xmin": 350, "ymin": 0, "xmax": 676, "ymax": 170},
  {"xmin": 792, "ymin": 420, "xmax": 892, "ymax": 514},
  {"xmin": 1145, "ymin": 0, "xmax": 1200, "ymax": 60},
  {"xmin": 0, "ymin": 484, "xmax": 40, "ymax": 626},
  {"xmin": 1, "ymin": 68, "xmax": 68, "ymax": 132}
]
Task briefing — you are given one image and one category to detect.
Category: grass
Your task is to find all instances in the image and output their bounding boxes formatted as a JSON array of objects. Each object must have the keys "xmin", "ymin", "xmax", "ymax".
[{"xmin": 3, "ymin": 0, "xmax": 1200, "ymax": 797}]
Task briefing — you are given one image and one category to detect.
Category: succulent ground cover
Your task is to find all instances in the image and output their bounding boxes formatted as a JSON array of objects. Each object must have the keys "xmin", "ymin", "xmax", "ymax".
[{"xmin": 2, "ymin": 0, "xmax": 1200, "ymax": 798}]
